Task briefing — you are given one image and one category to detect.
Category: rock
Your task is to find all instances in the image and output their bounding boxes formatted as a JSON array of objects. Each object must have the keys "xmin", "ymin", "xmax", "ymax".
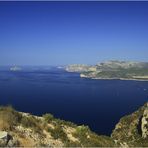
[
  {"xmin": 0, "ymin": 131, "xmax": 19, "ymax": 146},
  {"xmin": 141, "ymin": 103, "xmax": 148, "ymax": 138},
  {"xmin": 7, "ymin": 137, "xmax": 19, "ymax": 147},
  {"xmin": 0, "ymin": 131, "xmax": 8, "ymax": 139},
  {"xmin": 0, "ymin": 131, "xmax": 8, "ymax": 146}
]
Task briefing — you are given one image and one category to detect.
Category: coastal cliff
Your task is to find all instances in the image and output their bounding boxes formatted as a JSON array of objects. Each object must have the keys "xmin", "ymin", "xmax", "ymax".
[
  {"xmin": 0, "ymin": 102, "xmax": 148, "ymax": 147},
  {"xmin": 66, "ymin": 60, "xmax": 148, "ymax": 80},
  {"xmin": 111, "ymin": 102, "xmax": 148, "ymax": 147}
]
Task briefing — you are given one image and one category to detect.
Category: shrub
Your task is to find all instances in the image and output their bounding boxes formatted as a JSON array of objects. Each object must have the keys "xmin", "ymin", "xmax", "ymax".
[
  {"xmin": 75, "ymin": 125, "xmax": 90, "ymax": 137},
  {"xmin": 21, "ymin": 116, "xmax": 36, "ymax": 128},
  {"xmin": 54, "ymin": 118, "xmax": 77, "ymax": 128},
  {"xmin": 20, "ymin": 116, "xmax": 42, "ymax": 135},
  {"xmin": 48, "ymin": 125, "xmax": 68, "ymax": 142},
  {"xmin": 0, "ymin": 105, "xmax": 22, "ymax": 130},
  {"xmin": 43, "ymin": 113, "xmax": 54, "ymax": 122}
]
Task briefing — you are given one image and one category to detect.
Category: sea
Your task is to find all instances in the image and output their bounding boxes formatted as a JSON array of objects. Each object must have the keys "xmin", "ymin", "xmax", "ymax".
[{"xmin": 0, "ymin": 66, "xmax": 148, "ymax": 136}]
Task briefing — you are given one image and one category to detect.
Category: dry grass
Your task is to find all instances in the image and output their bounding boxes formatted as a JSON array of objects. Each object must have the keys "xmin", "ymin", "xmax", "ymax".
[{"xmin": 0, "ymin": 106, "xmax": 19, "ymax": 130}]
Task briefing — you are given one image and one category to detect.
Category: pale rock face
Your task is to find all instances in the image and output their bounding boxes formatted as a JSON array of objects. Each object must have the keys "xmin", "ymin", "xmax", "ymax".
[
  {"xmin": 0, "ymin": 131, "xmax": 18, "ymax": 146},
  {"xmin": 0, "ymin": 131, "xmax": 8, "ymax": 146},
  {"xmin": 141, "ymin": 103, "xmax": 148, "ymax": 138}
]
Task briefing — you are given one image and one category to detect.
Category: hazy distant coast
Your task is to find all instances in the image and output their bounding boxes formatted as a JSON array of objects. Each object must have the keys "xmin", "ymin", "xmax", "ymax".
[{"xmin": 66, "ymin": 60, "xmax": 148, "ymax": 81}]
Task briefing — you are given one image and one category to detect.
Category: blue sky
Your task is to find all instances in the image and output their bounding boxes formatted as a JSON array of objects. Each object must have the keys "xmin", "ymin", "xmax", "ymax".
[{"xmin": 0, "ymin": 1, "xmax": 148, "ymax": 65}]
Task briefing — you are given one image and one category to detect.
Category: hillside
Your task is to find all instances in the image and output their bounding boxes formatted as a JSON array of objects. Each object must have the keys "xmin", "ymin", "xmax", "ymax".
[
  {"xmin": 66, "ymin": 60, "xmax": 148, "ymax": 80},
  {"xmin": 0, "ymin": 102, "xmax": 148, "ymax": 147},
  {"xmin": 0, "ymin": 106, "xmax": 115, "ymax": 147}
]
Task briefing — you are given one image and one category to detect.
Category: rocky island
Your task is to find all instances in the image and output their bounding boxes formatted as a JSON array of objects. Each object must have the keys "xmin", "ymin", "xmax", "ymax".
[
  {"xmin": 10, "ymin": 66, "xmax": 22, "ymax": 71},
  {"xmin": 0, "ymin": 102, "xmax": 148, "ymax": 147},
  {"xmin": 66, "ymin": 60, "xmax": 148, "ymax": 81}
]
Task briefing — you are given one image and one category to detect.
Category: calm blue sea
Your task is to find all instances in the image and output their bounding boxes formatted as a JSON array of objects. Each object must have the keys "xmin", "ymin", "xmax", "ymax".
[{"xmin": 0, "ymin": 66, "xmax": 148, "ymax": 135}]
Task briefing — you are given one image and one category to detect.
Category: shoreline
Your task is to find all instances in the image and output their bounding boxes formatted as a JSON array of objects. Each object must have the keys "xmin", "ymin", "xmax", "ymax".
[{"xmin": 80, "ymin": 75, "xmax": 148, "ymax": 82}]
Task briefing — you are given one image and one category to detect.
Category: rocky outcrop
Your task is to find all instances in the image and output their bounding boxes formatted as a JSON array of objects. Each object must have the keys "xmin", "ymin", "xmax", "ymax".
[
  {"xmin": 141, "ymin": 103, "xmax": 148, "ymax": 138},
  {"xmin": 0, "ymin": 131, "xmax": 8, "ymax": 146},
  {"xmin": 111, "ymin": 102, "xmax": 148, "ymax": 147},
  {"xmin": 0, "ymin": 131, "xmax": 19, "ymax": 147}
]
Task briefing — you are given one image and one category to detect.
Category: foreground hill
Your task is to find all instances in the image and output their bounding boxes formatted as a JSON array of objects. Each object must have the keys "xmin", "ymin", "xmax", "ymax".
[
  {"xmin": 66, "ymin": 60, "xmax": 148, "ymax": 80},
  {"xmin": 0, "ymin": 102, "xmax": 148, "ymax": 147}
]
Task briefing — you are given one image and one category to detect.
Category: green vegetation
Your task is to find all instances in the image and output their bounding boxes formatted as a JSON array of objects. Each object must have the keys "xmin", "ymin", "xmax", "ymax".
[
  {"xmin": 54, "ymin": 118, "xmax": 77, "ymax": 128},
  {"xmin": 47, "ymin": 125, "xmax": 68, "ymax": 142},
  {"xmin": 72, "ymin": 125, "xmax": 115, "ymax": 147},
  {"xmin": 43, "ymin": 113, "xmax": 54, "ymax": 122},
  {"xmin": 81, "ymin": 67, "xmax": 148, "ymax": 79},
  {"xmin": 74, "ymin": 125, "xmax": 89, "ymax": 138},
  {"xmin": 20, "ymin": 116, "xmax": 43, "ymax": 134}
]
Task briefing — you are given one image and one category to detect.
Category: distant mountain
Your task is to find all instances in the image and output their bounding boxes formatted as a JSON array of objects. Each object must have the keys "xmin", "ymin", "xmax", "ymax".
[
  {"xmin": 66, "ymin": 60, "xmax": 148, "ymax": 80},
  {"xmin": 0, "ymin": 102, "xmax": 147, "ymax": 147}
]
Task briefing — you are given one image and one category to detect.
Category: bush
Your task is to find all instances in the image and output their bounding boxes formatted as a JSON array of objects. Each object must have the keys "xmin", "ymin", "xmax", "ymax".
[
  {"xmin": 20, "ymin": 116, "xmax": 42, "ymax": 135},
  {"xmin": 48, "ymin": 125, "xmax": 68, "ymax": 142},
  {"xmin": 54, "ymin": 118, "xmax": 77, "ymax": 128},
  {"xmin": 21, "ymin": 116, "xmax": 36, "ymax": 128},
  {"xmin": 0, "ymin": 105, "xmax": 22, "ymax": 130},
  {"xmin": 73, "ymin": 125, "xmax": 109, "ymax": 147},
  {"xmin": 75, "ymin": 125, "xmax": 90, "ymax": 137},
  {"xmin": 43, "ymin": 113, "xmax": 54, "ymax": 122}
]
